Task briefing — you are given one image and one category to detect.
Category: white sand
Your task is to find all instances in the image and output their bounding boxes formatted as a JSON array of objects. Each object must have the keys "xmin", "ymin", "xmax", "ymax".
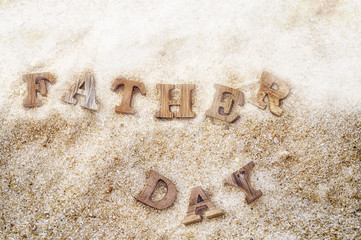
[{"xmin": 0, "ymin": 0, "xmax": 360, "ymax": 239}]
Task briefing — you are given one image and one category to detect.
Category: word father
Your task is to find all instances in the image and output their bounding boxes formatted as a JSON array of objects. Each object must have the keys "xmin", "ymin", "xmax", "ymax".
[{"xmin": 22, "ymin": 71, "xmax": 290, "ymax": 121}]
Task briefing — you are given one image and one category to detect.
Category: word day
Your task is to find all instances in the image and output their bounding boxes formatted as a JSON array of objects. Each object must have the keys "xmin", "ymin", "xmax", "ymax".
[
  {"xmin": 137, "ymin": 162, "xmax": 262, "ymax": 225},
  {"xmin": 22, "ymin": 71, "xmax": 290, "ymax": 122}
]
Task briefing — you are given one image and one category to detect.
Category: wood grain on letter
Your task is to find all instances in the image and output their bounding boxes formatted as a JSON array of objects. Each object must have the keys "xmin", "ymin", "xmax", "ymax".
[
  {"xmin": 205, "ymin": 84, "xmax": 244, "ymax": 123},
  {"xmin": 249, "ymin": 71, "xmax": 290, "ymax": 116},
  {"xmin": 156, "ymin": 84, "xmax": 196, "ymax": 119},
  {"xmin": 135, "ymin": 170, "xmax": 177, "ymax": 210},
  {"xmin": 112, "ymin": 78, "xmax": 146, "ymax": 114},
  {"xmin": 223, "ymin": 161, "xmax": 262, "ymax": 204},
  {"xmin": 62, "ymin": 72, "xmax": 98, "ymax": 111},
  {"xmin": 182, "ymin": 186, "xmax": 224, "ymax": 225},
  {"xmin": 23, "ymin": 72, "xmax": 56, "ymax": 108}
]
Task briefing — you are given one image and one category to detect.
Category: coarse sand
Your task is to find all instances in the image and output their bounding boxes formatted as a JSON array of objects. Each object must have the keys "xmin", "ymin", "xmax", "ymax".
[{"xmin": 0, "ymin": 0, "xmax": 360, "ymax": 239}]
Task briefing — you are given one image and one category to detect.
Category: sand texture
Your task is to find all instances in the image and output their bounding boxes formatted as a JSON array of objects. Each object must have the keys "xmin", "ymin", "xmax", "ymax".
[{"xmin": 0, "ymin": 0, "xmax": 360, "ymax": 239}]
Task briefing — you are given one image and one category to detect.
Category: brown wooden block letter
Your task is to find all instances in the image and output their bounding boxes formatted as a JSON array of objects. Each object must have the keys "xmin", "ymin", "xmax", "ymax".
[
  {"xmin": 205, "ymin": 84, "xmax": 244, "ymax": 123},
  {"xmin": 62, "ymin": 72, "xmax": 98, "ymax": 111},
  {"xmin": 182, "ymin": 186, "xmax": 224, "ymax": 225},
  {"xmin": 23, "ymin": 72, "xmax": 56, "ymax": 108},
  {"xmin": 156, "ymin": 84, "xmax": 195, "ymax": 119},
  {"xmin": 223, "ymin": 161, "xmax": 262, "ymax": 204},
  {"xmin": 135, "ymin": 170, "xmax": 177, "ymax": 210},
  {"xmin": 111, "ymin": 78, "xmax": 146, "ymax": 114},
  {"xmin": 249, "ymin": 71, "xmax": 290, "ymax": 116}
]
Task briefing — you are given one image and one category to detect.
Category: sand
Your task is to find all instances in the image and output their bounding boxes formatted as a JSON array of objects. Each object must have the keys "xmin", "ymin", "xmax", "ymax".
[{"xmin": 0, "ymin": 0, "xmax": 360, "ymax": 239}]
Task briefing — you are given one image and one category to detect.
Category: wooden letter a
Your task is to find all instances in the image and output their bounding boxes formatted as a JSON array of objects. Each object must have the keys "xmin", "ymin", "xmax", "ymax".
[
  {"xmin": 62, "ymin": 72, "xmax": 98, "ymax": 111},
  {"xmin": 182, "ymin": 186, "xmax": 224, "ymax": 225},
  {"xmin": 135, "ymin": 170, "xmax": 177, "ymax": 210}
]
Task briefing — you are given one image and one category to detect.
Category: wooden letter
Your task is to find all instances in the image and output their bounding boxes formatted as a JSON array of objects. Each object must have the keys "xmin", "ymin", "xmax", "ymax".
[
  {"xmin": 249, "ymin": 71, "xmax": 290, "ymax": 116},
  {"xmin": 182, "ymin": 186, "xmax": 224, "ymax": 225},
  {"xmin": 156, "ymin": 84, "xmax": 195, "ymax": 119},
  {"xmin": 62, "ymin": 72, "xmax": 98, "ymax": 111},
  {"xmin": 135, "ymin": 170, "xmax": 177, "ymax": 210},
  {"xmin": 111, "ymin": 78, "xmax": 146, "ymax": 114},
  {"xmin": 205, "ymin": 84, "xmax": 244, "ymax": 123},
  {"xmin": 23, "ymin": 72, "xmax": 56, "ymax": 108},
  {"xmin": 223, "ymin": 161, "xmax": 262, "ymax": 204}
]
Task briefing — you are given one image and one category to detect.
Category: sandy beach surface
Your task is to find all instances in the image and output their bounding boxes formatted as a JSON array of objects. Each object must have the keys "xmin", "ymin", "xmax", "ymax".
[{"xmin": 0, "ymin": 0, "xmax": 360, "ymax": 239}]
